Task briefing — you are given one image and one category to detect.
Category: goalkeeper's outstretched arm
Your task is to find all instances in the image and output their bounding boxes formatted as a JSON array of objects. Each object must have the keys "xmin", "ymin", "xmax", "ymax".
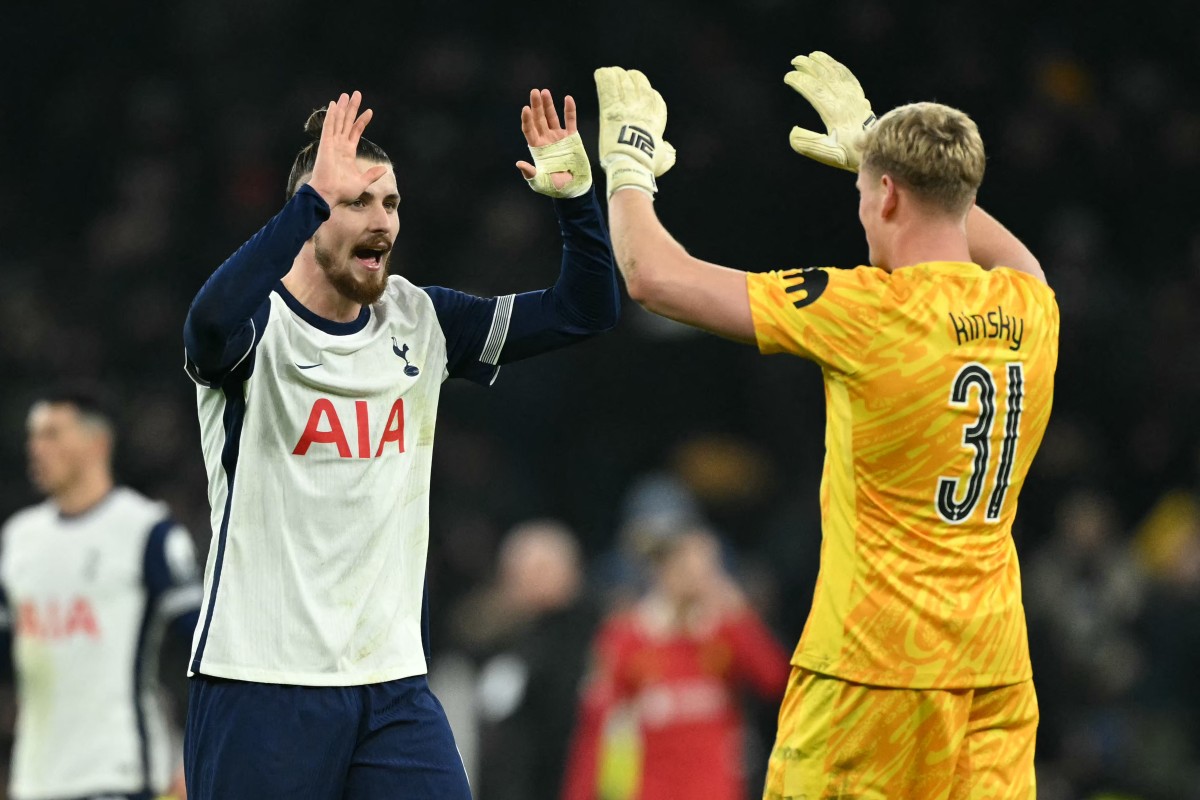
[
  {"xmin": 595, "ymin": 66, "xmax": 756, "ymax": 344},
  {"xmin": 785, "ymin": 51, "xmax": 1047, "ymax": 285},
  {"xmin": 609, "ymin": 190, "xmax": 755, "ymax": 343}
]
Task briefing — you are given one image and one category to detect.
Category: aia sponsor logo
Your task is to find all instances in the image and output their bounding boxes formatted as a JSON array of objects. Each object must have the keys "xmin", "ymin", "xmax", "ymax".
[
  {"xmin": 292, "ymin": 398, "xmax": 406, "ymax": 459},
  {"xmin": 18, "ymin": 597, "xmax": 100, "ymax": 640}
]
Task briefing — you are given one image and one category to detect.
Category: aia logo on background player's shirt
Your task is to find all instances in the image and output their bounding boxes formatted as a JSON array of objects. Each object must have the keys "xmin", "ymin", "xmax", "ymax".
[{"xmin": 18, "ymin": 597, "xmax": 100, "ymax": 640}]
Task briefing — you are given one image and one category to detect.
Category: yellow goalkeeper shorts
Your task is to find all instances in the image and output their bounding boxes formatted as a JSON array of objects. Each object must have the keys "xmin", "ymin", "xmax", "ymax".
[{"xmin": 762, "ymin": 667, "xmax": 1037, "ymax": 800}]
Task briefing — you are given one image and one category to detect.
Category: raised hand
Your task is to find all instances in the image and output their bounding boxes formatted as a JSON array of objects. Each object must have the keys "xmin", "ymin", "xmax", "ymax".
[
  {"xmin": 593, "ymin": 67, "xmax": 676, "ymax": 199},
  {"xmin": 516, "ymin": 89, "xmax": 576, "ymax": 182},
  {"xmin": 307, "ymin": 91, "xmax": 388, "ymax": 206},
  {"xmin": 516, "ymin": 88, "xmax": 593, "ymax": 199},
  {"xmin": 785, "ymin": 52, "xmax": 876, "ymax": 172}
]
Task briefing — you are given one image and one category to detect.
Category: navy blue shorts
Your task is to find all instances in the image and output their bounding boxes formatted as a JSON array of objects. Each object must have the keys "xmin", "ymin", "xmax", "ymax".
[{"xmin": 184, "ymin": 673, "xmax": 471, "ymax": 799}]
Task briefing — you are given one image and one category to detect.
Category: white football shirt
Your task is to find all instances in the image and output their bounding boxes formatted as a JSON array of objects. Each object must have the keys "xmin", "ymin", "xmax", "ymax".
[
  {"xmin": 186, "ymin": 275, "xmax": 511, "ymax": 686},
  {"xmin": 0, "ymin": 487, "xmax": 201, "ymax": 800}
]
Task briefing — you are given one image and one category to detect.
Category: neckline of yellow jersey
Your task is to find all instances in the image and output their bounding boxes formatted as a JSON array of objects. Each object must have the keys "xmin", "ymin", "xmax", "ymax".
[
  {"xmin": 884, "ymin": 261, "xmax": 1055, "ymax": 294},
  {"xmin": 894, "ymin": 260, "xmax": 983, "ymax": 274}
]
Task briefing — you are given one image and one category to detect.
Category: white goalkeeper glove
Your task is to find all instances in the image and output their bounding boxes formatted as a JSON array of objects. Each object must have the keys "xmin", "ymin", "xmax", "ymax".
[
  {"xmin": 594, "ymin": 67, "xmax": 677, "ymax": 199},
  {"xmin": 524, "ymin": 131, "xmax": 593, "ymax": 199},
  {"xmin": 785, "ymin": 51, "xmax": 877, "ymax": 172}
]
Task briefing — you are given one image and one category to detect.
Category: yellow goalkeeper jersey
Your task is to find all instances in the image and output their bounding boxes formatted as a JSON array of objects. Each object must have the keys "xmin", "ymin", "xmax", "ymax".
[{"xmin": 747, "ymin": 261, "xmax": 1058, "ymax": 689}]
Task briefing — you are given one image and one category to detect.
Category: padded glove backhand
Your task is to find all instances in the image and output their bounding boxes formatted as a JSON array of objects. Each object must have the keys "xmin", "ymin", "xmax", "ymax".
[{"xmin": 785, "ymin": 51, "xmax": 876, "ymax": 172}]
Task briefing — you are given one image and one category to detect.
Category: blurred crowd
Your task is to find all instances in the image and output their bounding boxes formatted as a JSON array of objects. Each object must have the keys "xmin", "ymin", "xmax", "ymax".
[{"xmin": 1, "ymin": 0, "xmax": 1198, "ymax": 797}]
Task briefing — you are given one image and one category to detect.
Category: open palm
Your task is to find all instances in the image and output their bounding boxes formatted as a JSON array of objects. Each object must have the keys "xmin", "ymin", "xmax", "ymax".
[
  {"xmin": 307, "ymin": 91, "xmax": 388, "ymax": 206},
  {"xmin": 516, "ymin": 89, "xmax": 577, "ymax": 191}
]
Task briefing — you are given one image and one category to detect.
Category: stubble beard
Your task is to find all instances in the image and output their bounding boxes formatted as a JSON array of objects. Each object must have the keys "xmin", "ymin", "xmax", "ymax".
[
  {"xmin": 313, "ymin": 237, "xmax": 390, "ymax": 306},
  {"xmin": 29, "ymin": 459, "xmax": 77, "ymax": 499}
]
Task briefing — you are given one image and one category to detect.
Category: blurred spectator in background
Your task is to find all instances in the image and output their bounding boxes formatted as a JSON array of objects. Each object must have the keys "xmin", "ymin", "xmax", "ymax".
[
  {"xmin": 450, "ymin": 519, "xmax": 598, "ymax": 800},
  {"xmin": 1128, "ymin": 491, "xmax": 1200, "ymax": 797},
  {"xmin": 590, "ymin": 471, "xmax": 707, "ymax": 614},
  {"xmin": 0, "ymin": 388, "xmax": 199, "ymax": 800},
  {"xmin": 1025, "ymin": 489, "xmax": 1146, "ymax": 795},
  {"xmin": 562, "ymin": 524, "xmax": 788, "ymax": 800},
  {"xmin": 592, "ymin": 438, "xmax": 780, "ymax": 614}
]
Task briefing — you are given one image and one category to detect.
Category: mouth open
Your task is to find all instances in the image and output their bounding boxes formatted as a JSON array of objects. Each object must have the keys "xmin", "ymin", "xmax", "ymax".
[{"xmin": 353, "ymin": 246, "xmax": 388, "ymax": 271}]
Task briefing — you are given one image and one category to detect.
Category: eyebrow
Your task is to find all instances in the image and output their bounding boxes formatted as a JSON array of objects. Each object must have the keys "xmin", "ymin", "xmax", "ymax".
[{"xmin": 356, "ymin": 190, "xmax": 402, "ymax": 203}]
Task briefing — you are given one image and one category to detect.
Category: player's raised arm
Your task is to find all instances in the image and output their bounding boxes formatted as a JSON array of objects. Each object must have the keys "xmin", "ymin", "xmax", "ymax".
[
  {"xmin": 594, "ymin": 68, "xmax": 756, "ymax": 344},
  {"xmin": 507, "ymin": 90, "xmax": 618, "ymax": 349},
  {"xmin": 966, "ymin": 205, "xmax": 1045, "ymax": 282},
  {"xmin": 184, "ymin": 91, "xmax": 383, "ymax": 386},
  {"xmin": 785, "ymin": 51, "xmax": 1047, "ymax": 285},
  {"xmin": 432, "ymin": 88, "xmax": 619, "ymax": 373}
]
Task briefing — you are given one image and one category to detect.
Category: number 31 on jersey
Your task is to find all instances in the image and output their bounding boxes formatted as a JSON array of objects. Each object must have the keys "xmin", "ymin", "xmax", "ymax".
[{"xmin": 936, "ymin": 362, "xmax": 1025, "ymax": 525}]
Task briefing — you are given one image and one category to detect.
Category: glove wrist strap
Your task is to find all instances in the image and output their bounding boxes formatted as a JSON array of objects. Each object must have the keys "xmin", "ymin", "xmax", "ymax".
[{"xmin": 601, "ymin": 155, "xmax": 657, "ymax": 200}]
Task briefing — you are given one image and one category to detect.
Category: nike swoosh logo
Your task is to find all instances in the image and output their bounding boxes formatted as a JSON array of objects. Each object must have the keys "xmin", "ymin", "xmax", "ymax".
[{"xmin": 296, "ymin": 363, "xmax": 322, "ymax": 370}]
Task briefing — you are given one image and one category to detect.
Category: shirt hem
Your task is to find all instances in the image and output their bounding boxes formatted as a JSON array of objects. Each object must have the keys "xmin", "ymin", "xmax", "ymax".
[
  {"xmin": 791, "ymin": 655, "xmax": 1032, "ymax": 690},
  {"xmin": 189, "ymin": 658, "xmax": 429, "ymax": 687},
  {"xmin": 10, "ymin": 778, "xmax": 148, "ymax": 800}
]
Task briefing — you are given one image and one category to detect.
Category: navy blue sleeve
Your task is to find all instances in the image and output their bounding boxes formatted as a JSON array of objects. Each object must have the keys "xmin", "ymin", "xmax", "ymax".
[
  {"xmin": 503, "ymin": 188, "xmax": 619, "ymax": 360},
  {"xmin": 422, "ymin": 286, "xmax": 501, "ymax": 385},
  {"xmin": 143, "ymin": 520, "xmax": 203, "ymax": 649},
  {"xmin": 422, "ymin": 187, "xmax": 618, "ymax": 384},
  {"xmin": 0, "ymin": 585, "xmax": 11, "ymax": 684},
  {"xmin": 184, "ymin": 185, "xmax": 331, "ymax": 387}
]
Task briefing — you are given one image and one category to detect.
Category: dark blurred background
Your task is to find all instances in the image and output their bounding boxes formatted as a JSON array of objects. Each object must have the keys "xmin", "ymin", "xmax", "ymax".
[{"xmin": 1, "ymin": 1, "xmax": 1198, "ymax": 798}]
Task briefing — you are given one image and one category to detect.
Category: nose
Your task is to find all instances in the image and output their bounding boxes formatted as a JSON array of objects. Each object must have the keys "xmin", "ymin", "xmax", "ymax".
[
  {"xmin": 368, "ymin": 202, "xmax": 391, "ymax": 233},
  {"xmin": 27, "ymin": 437, "xmax": 46, "ymax": 468}
]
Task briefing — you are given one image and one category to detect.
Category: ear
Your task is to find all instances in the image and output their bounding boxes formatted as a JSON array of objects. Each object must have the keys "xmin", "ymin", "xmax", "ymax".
[
  {"xmin": 880, "ymin": 174, "xmax": 899, "ymax": 219},
  {"xmin": 92, "ymin": 427, "xmax": 115, "ymax": 464}
]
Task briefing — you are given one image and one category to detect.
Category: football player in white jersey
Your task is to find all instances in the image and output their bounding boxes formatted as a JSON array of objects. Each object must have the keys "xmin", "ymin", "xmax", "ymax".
[
  {"xmin": 181, "ymin": 89, "xmax": 616, "ymax": 798},
  {"xmin": 0, "ymin": 389, "xmax": 201, "ymax": 800}
]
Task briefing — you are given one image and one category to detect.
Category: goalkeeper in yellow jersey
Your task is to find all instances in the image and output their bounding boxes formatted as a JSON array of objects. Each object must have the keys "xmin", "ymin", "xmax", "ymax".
[{"xmin": 594, "ymin": 53, "xmax": 1057, "ymax": 799}]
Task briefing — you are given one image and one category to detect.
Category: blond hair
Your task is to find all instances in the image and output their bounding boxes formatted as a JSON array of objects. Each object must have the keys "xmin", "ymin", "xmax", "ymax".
[{"xmin": 860, "ymin": 102, "xmax": 985, "ymax": 215}]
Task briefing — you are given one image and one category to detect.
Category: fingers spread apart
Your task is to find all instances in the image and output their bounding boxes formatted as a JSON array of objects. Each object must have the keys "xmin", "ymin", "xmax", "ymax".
[
  {"xmin": 522, "ymin": 88, "xmax": 572, "ymax": 145},
  {"xmin": 323, "ymin": 90, "xmax": 373, "ymax": 145}
]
